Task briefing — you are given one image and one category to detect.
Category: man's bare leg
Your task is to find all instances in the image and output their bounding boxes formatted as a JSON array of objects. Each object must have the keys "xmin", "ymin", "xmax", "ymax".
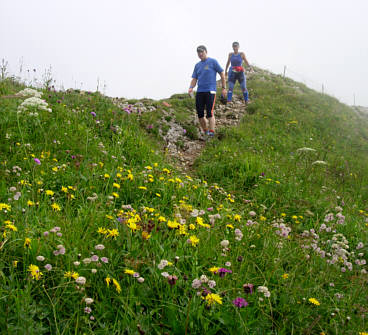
[
  {"xmin": 199, "ymin": 117, "xmax": 208, "ymax": 132},
  {"xmin": 208, "ymin": 116, "xmax": 215, "ymax": 133}
]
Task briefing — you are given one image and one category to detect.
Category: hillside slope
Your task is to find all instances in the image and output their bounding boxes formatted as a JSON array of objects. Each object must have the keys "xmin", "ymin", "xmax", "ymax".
[{"xmin": 0, "ymin": 70, "xmax": 367, "ymax": 334}]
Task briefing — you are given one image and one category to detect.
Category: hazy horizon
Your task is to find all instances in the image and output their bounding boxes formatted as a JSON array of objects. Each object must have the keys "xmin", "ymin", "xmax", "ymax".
[{"xmin": 1, "ymin": 0, "xmax": 367, "ymax": 106}]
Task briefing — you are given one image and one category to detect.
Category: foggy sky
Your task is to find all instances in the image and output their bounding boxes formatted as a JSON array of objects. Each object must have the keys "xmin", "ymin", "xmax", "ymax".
[{"xmin": 1, "ymin": 0, "xmax": 367, "ymax": 106}]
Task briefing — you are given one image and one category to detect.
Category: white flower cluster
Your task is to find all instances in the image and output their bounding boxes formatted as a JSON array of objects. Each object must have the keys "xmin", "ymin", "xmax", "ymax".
[
  {"xmin": 257, "ymin": 286, "xmax": 271, "ymax": 298},
  {"xmin": 192, "ymin": 275, "xmax": 216, "ymax": 290},
  {"xmin": 312, "ymin": 160, "xmax": 328, "ymax": 166},
  {"xmin": 235, "ymin": 228, "xmax": 243, "ymax": 241},
  {"xmin": 297, "ymin": 147, "xmax": 316, "ymax": 153},
  {"xmin": 16, "ymin": 88, "xmax": 42, "ymax": 98},
  {"xmin": 17, "ymin": 96, "xmax": 52, "ymax": 115},
  {"xmin": 157, "ymin": 259, "xmax": 171, "ymax": 270}
]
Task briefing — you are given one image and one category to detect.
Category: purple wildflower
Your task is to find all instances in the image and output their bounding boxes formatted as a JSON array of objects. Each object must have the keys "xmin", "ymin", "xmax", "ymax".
[
  {"xmin": 243, "ymin": 283, "xmax": 254, "ymax": 294},
  {"xmin": 232, "ymin": 297, "xmax": 248, "ymax": 308},
  {"xmin": 218, "ymin": 268, "xmax": 232, "ymax": 278},
  {"xmin": 34, "ymin": 158, "xmax": 41, "ymax": 165},
  {"xmin": 167, "ymin": 275, "xmax": 178, "ymax": 286},
  {"xmin": 84, "ymin": 307, "xmax": 92, "ymax": 314},
  {"xmin": 90, "ymin": 112, "xmax": 96, "ymax": 117},
  {"xmin": 44, "ymin": 264, "xmax": 52, "ymax": 271},
  {"xmin": 100, "ymin": 257, "xmax": 108, "ymax": 263}
]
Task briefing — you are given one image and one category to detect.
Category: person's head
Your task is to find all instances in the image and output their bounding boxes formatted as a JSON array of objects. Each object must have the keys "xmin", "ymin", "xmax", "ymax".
[
  {"xmin": 197, "ymin": 45, "xmax": 207, "ymax": 61},
  {"xmin": 232, "ymin": 41, "xmax": 239, "ymax": 53}
]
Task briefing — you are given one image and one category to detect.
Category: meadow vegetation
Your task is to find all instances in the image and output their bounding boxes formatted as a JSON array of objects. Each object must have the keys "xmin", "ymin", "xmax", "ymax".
[{"xmin": 0, "ymin": 68, "xmax": 367, "ymax": 334}]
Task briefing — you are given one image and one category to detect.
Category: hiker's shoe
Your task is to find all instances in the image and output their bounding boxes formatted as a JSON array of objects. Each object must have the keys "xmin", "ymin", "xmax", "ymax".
[{"xmin": 207, "ymin": 132, "xmax": 215, "ymax": 141}]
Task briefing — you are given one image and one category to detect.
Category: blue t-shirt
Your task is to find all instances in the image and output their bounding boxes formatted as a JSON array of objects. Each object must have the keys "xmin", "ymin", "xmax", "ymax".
[{"xmin": 192, "ymin": 57, "xmax": 224, "ymax": 92}]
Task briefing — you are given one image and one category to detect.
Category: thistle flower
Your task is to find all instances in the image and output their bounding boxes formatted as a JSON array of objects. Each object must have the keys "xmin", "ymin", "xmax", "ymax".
[
  {"xmin": 243, "ymin": 283, "xmax": 254, "ymax": 294},
  {"xmin": 167, "ymin": 275, "xmax": 178, "ymax": 286},
  {"xmin": 218, "ymin": 268, "xmax": 232, "ymax": 278},
  {"xmin": 232, "ymin": 297, "xmax": 248, "ymax": 308}
]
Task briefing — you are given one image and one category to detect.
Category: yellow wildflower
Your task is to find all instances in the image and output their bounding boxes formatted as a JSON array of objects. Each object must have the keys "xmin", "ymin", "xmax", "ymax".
[
  {"xmin": 105, "ymin": 276, "xmax": 111, "ymax": 287},
  {"xmin": 13, "ymin": 260, "xmax": 18, "ymax": 267},
  {"xmin": 189, "ymin": 235, "xmax": 199, "ymax": 247},
  {"xmin": 234, "ymin": 214, "xmax": 241, "ymax": 221},
  {"xmin": 45, "ymin": 190, "xmax": 54, "ymax": 196},
  {"xmin": 142, "ymin": 231, "xmax": 151, "ymax": 240},
  {"xmin": 189, "ymin": 224, "xmax": 196, "ymax": 230},
  {"xmin": 24, "ymin": 238, "xmax": 31, "ymax": 248},
  {"xmin": 158, "ymin": 216, "xmax": 166, "ymax": 222},
  {"xmin": 113, "ymin": 183, "xmax": 120, "ymax": 189},
  {"xmin": 112, "ymin": 278, "xmax": 121, "ymax": 293},
  {"xmin": 61, "ymin": 186, "xmax": 68, "ymax": 193},
  {"xmin": 205, "ymin": 293, "xmax": 222, "ymax": 306},
  {"xmin": 5, "ymin": 223, "xmax": 17, "ymax": 231},
  {"xmin": 308, "ymin": 298, "xmax": 320, "ymax": 306},
  {"xmin": 28, "ymin": 264, "xmax": 43, "ymax": 280},
  {"xmin": 124, "ymin": 269, "xmax": 135, "ymax": 275},
  {"xmin": 51, "ymin": 203, "xmax": 61, "ymax": 211},
  {"xmin": 27, "ymin": 200, "xmax": 35, "ymax": 207},
  {"xmin": 98, "ymin": 227, "xmax": 108, "ymax": 234},
  {"xmin": 167, "ymin": 220, "xmax": 179, "ymax": 229},
  {"xmin": 104, "ymin": 173, "xmax": 110, "ymax": 178},
  {"xmin": 64, "ymin": 271, "xmax": 79, "ymax": 279},
  {"xmin": 112, "ymin": 192, "xmax": 119, "ymax": 198},
  {"xmin": 138, "ymin": 186, "xmax": 147, "ymax": 190},
  {"xmin": 178, "ymin": 224, "xmax": 188, "ymax": 235},
  {"xmin": 107, "ymin": 229, "xmax": 119, "ymax": 238},
  {"xmin": 209, "ymin": 267, "xmax": 220, "ymax": 273},
  {"xmin": 156, "ymin": 193, "xmax": 161, "ymax": 197},
  {"xmin": 282, "ymin": 273, "xmax": 289, "ymax": 279}
]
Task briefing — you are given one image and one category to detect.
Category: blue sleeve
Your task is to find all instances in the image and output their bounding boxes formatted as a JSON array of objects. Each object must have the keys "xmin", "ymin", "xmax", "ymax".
[
  {"xmin": 214, "ymin": 59, "xmax": 223, "ymax": 73},
  {"xmin": 192, "ymin": 65, "xmax": 198, "ymax": 79}
]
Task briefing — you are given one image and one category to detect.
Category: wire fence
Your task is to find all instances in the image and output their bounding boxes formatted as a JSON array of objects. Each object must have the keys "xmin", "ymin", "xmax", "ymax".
[{"xmin": 280, "ymin": 65, "xmax": 356, "ymax": 106}]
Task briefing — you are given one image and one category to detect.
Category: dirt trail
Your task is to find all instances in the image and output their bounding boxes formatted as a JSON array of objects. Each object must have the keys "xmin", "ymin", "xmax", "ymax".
[
  {"xmin": 111, "ymin": 91, "xmax": 251, "ymax": 173},
  {"xmin": 169, "ymin": 95, "xmax": 249, "ymax": 172}
]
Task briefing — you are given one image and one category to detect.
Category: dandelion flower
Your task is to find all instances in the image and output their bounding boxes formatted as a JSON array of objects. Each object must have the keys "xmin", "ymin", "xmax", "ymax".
[
  {"xmin": 112, "ymin": 278, "xmax": 121, "ymax": 293},
  {"xmin": 308, "ymin": 298, "xmax": 320, "ymax": 306}
]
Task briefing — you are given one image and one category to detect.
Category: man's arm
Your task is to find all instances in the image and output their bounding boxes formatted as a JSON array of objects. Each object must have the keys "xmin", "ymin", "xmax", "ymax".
[
  {"xmin": 188, "ymin": 78, "xmax": 197, "ymax": 94},
  {"xmin": 219, "ymin": 71, "xmax": 227, "ymax": 96}
]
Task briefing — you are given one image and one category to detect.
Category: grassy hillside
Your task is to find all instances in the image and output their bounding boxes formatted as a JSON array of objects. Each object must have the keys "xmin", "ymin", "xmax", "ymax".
[{"xmin": 0, "ymin": 70, "xmax": 367, "ymax": 334}]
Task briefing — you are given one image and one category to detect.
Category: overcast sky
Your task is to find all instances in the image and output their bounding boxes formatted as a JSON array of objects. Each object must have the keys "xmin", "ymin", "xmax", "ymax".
[{"xmin": 1, "ymin": 0, "xmax": 367, "ymax": 106}]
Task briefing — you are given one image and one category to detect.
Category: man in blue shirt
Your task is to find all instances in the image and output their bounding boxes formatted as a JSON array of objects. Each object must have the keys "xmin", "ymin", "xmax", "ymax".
[{"xmin": 188, "ymin": 45, "xmax": 227, "ymax": 139}]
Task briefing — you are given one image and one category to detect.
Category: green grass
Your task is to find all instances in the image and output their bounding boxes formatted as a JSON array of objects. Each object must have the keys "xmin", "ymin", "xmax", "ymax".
[{"xmin": 0, "ymin": 70, "xmax": 367, "ymax": 334}]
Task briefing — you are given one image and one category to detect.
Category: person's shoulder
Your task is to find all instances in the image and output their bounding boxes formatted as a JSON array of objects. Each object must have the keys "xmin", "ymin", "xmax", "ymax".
[
  {"xmin": 228, "ymin": 52, "xmax": 233, "ymax": 57},
  {"xmin": 208, "ymin": 57, "xmax": 219, "ymax": 63},
  {"xmin": 240, "ymin": 51, "xmax": 246, "ymax": 56}
]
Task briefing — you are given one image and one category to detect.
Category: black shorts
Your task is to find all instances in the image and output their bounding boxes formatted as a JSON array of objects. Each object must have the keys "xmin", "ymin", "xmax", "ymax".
[{"xmin": 195, "ymin": 92, "xmax": 216, "ymax": 118}]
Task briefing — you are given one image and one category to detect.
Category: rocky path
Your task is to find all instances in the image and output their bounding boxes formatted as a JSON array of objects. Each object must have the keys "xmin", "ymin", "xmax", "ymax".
[
  {"xmin": 167, "ymin": 95, "xmax": 249, "ymax": 172},
  {"xmin": 112, "ymin": 94, "xmax": 249, "ymax": 172}
]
